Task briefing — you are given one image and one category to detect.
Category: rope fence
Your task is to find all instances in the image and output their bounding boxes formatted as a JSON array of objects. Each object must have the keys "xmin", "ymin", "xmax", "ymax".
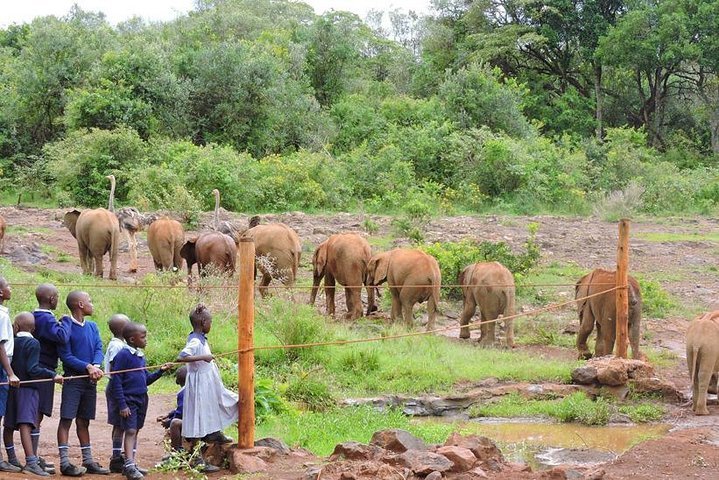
[{"xmin": 0, "ymin": 286, "xmax": 620, "ymax": 387}]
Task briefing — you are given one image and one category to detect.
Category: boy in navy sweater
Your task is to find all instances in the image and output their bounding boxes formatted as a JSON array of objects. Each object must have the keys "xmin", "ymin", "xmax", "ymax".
[
  {"xmin": 0, "ymin": 277, "xmax": 21, "ymax": 473},
  {"xmin": 57, "ymin": 291, "xmax": 107, "ymax": 476},
  {"xmin": 108, "ymin": 322, "xmax": 171, "ymax": 480},
  {"xmin": 31, "ymin": 283, "xmax": 70, "ymax": 475},
  {"xmin": 156, "ymin": 366, "xmax": 186, "ymax": 453},
  {"xmin": 3, "ymin": 312, "xmax": 63, "ymax": 477}
]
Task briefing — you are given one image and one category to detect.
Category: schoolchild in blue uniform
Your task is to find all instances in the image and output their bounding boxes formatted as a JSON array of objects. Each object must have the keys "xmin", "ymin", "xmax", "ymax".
[
  {"xmin": 156, "ymin": 366, "xmax": 186, "ymax": 454},
  {"xmin": 57, "ymin": 291, "xmax": 108, "ymax": 477},
  {"xmin": 0, "ymin": 276, "xmax": 21, "ymax": 473},
  {"xmin": 3, "ymin": 312, "xmax": 63, "ymax": 477},
  {"xmin": 108, "ymin": 322, "xmax": 171, "ymax": 480}
]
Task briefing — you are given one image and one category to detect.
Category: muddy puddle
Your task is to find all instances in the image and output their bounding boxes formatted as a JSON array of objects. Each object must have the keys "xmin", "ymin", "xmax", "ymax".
[{"xmin": 416, "ymin": 418, "xmax": 670, "ymax": 470}]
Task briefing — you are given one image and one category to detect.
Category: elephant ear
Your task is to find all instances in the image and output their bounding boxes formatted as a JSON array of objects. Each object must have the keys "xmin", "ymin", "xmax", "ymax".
[
  {"xmin": 313, "ymin": 241, "xmax": 328, "ymax": 278},
  {"xmin": 63, "ymin": 210, "xmax": 81, "ymax": 239},
  {"xmin": 369, "ymin": 253, "xmax": 390, "ymax": 285},
  {"xmin": 180, "ymin": 238, "xmax": 198, "ymax": 275}
]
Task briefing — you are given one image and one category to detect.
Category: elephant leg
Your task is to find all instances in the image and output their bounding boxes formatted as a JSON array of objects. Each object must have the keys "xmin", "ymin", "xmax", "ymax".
[
  {"xmin": 459, "ymin": 297, "xmax": 477, "ymax": 340},
  {"xmin": 389, "ymin": 288, "xmax": 401, "ymax": 323},
  {"xmin": 259, "ymin": 272, "xmax": 272, "ymax": 298},
  {"xmin": 603, "ymin": 323, "xmax": 617, "ymax": 358},
  {"xmin": 694, "ymin": 359, "xmax": 714, "ymax": 415},
  {"xmin": 594, "ymin": 322, "xmax": 605, "ymax": 357},
  {"xmin": 345, "ymin": 286, "xmax": 362, "ymax": 320},
  {"xmin": 629, "ymin": 315, "xmax": 643, "ymax": 360},
  {"xmin": 576, "ymin": 307, "xmax": 595, "ymax": 360},
  {"xmin": 365, "ymin": 285, "xmax": 377, "ymax": 316},
  {"xmin": 478, "ymin": 307, "xmax": 496, "ymax": 348},
  {"xmin": 93, "ymin": 253, "xmax": 104, "ymax": 278},
  {"xmin": 77, "ymin": 241, "xmax": 90, "ymax": 275},
  {"xmin": 128, "ymin": 232, "xmax": 138, "ymax": 273},
  {"xmin": 401, "ymin": 301, "xmax": 414, "ymax": 329},
  {"xmin": 426, "ymin": 293, "xmax": 437, "ymax": 331},
  {"xmin": 325, "ymin": 273, "xmax": 336, "ymax": 317}
]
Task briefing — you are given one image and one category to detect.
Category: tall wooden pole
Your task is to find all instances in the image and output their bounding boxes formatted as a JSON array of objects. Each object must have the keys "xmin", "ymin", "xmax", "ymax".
[
  {"xmin": 238, "ymin": 238, "xmax": 255, "ymax": 447},
  {"xmin": 615, "ymin": 219, "xmax": 630, "ymax": 358}
]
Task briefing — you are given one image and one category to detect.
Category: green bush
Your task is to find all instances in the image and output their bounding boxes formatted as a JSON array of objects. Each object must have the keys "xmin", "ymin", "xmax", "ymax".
[
  {"xmin": 44, "ymin": 127, "xmax": 147, "ymax": 207},
  {"xmin": 637, "ymin": 277, "xmax": 678, "ymax": 318},
  {"xmin": 421, "ymin": 224, "xmax": 540, "ymax": 298},
  {"xmin": 258, "ymin": 301, "xmax": 331, "ymax": 364},
  {"xmin": 126, "ymin": 164, "xmax": 201, "ymax": 225},
  {"xmin": 284, "ymin": 375, "xmax": 335, "ymax": 412}
]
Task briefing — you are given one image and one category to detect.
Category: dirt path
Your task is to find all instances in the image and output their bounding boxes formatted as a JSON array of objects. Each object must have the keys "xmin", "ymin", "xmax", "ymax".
[{"xmin": 1, "ymin": 206, "xmax": 719, "ymax": 478}]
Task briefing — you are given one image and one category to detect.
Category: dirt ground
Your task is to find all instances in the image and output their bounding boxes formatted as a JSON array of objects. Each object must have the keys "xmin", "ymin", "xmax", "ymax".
[{"xmin": 1, "ymin": 206, "xmax": 719, "ymax": 479}]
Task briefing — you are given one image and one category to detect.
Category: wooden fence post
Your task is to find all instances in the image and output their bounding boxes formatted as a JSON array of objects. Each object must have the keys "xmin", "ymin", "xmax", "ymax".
[
  {"xmin": 615, "ymin": 219, "xmax": 630, "ymax": 358},
  {"xmin": 238, "ymin": 238, "xmax": 255, "ymax": 448}
]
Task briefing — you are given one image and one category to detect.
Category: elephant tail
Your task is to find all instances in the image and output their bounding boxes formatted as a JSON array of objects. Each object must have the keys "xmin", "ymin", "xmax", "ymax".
[{"xmin": 689, "ymin": 345, "xmax": 701, "ymax": 386}]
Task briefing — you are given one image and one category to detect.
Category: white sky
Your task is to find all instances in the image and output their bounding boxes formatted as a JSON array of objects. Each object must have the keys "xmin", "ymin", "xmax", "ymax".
[{"xmin": 0, "ymin": 1, "xmax": 432, "ymax": 28}]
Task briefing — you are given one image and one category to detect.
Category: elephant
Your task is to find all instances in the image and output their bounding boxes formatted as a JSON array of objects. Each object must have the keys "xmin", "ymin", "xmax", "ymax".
[
  {"xmin": 309, "ymin": 233, "xmax": 377, "ymax": 320},
  {"xmin": 575, "ymin": 268, "xmax": 643, "ymax": 360},
  {"xmin": 458, "ymin": 262, "xmax": 515, "ymax": 348},
  {"xmin": 241, "ymin": 223, "xmax": 301, "ymax": 297},
  {"xmin": 180, "ymin": 232, "xmax": 236, "ymax": 278},
  {"xmin": 0, "ymin": 214, "xmax": 5, "ymax": 253},
  {"xmin": 63, "ymin": 208, "xmax": 120, "ymax": 280},
  {"xmin": 147, "ymin": 217, "xmax": 185, "ymax": 272},
  {"xmin": 686, "ymin": 310, "xmax": 719, "ymax": 415},
  {"xmin": 366, "ymin": 248, "xmax": 441, "ymax": 330}
]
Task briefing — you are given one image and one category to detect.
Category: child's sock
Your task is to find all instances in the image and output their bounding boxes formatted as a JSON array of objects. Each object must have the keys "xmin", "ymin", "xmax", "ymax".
[
  {"xmin": 123, "ymin": 457, "xmax": 135, "ymax": 471},
  {"xmin": 5, "ymin": 445, "xmax": 18, "ymax": 463},
  {"xmin": 58, "ymin": 444, "xmax": 70, "ymax": 469},
  {"xmin": 112, "ymin": 440, "xmax": 122, "ymax": 459},
  {"xmin": 30, "ymin": 428, "xmax": 40, "ymax": 456},
  {"xmin": 26, "ymin": 455, "xmax": 39, "ymax": 467},
  {"xmin": 80, "ymin": 444, "xmax": 93, "ymax": 465}
]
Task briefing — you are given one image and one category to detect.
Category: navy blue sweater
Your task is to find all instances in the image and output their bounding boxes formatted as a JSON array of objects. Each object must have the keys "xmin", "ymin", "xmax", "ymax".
[
  {"xmin": 57, "ymin": 317, "xmax": 104, "ymax": 376},
  {"xmin": 11, "ymin": 335, "xmax": 56, "ymax": 390},
  {"xmin": 107, "ymin": 348, "xmax": 164, "ymax": 410},
  {"xmin": 33, "ymin": 310, "xmax": 72, "ymax": 369}
]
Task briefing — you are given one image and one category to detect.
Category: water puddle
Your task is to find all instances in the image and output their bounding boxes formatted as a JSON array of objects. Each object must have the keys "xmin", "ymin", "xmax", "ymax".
[{"xmin": 415, "ymin": 418, "xmax": 670, "ymax": 470}]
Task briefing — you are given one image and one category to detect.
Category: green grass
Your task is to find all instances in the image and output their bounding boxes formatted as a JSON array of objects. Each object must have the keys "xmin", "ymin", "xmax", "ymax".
[
  {"xmin": 467, "ymin": 392, "xmax": 664, "ymax": 426},
  {"xmin": 634, "ymin": 231, "xmax": 719, "ymax": 243},
  {"xmin": 255, "ymin": 405, "xmax": 456, "ymax": 456}
]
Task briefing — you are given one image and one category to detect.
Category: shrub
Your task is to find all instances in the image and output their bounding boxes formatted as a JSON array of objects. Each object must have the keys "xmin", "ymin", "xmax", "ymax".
[
  {"xmin": 44, "ymin": 127, "xmax": 147, "ymax": 207},
  {"xmin": 592, "ymin": 181, "xmax": 645, "ymax": 221},
  {"xmin": 284, "ymin": 374, "xmax": 335, "ymax": 412},
  {"xmin": 126, "ymin": 164, "xmax": 201, "ymax": 225},
  {"xmin": 258, "ymin": 301, "xmax": 331, "ymax": 364},
  {"xmin": 421, "ymin": 224, "xmax": 540, "ymax": 299},
  {"xmin": 636, "ymin": 276, "xmax": 678, "ymax": 318}
]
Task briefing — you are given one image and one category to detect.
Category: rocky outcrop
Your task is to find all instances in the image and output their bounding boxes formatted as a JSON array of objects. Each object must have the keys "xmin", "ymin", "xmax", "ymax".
[{"xmin": 571, "ymin": 356, "xmax": 685, "ymax": 403}]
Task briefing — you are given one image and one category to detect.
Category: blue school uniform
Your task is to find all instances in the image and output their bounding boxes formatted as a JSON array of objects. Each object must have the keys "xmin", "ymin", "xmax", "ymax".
[{"xmin": 33, "ymin": 309, "xmax": 71, "ymax": 417}]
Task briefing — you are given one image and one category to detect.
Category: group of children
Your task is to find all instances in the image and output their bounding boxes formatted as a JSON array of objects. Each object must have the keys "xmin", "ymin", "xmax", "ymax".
[{"xmin": 0, "ymin": 276, "xmax": 238, "ymax": 479}]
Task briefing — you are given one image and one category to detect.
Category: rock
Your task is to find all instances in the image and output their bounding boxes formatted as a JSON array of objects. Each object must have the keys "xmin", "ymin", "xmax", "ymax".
[
  {"xmin": 596, "ymin": 364, "xmax": 628, "ymax": 386},
  {"xmin": 631, "ymin": 376, "xmax": 686, "ymax": 403},
  {"xmin": 203, "ymin": 442, "xmax": 232, "ymax": 466},
  {"xmin": 571, "ymin": 366, "xmax": 598, "ymax": 385},
  {"xmin": 228, "ymin": 450, "xmax": 268, "ymax": 474},
  {"xmin": 436, "ymin": 446, "xmax": 477, "ymax": 472},
  {"xmin": 466, "ymin": 466, "xmax": 489, "ymax": 478},
  {"xmin": 541, "ymin": 466, "xmax": 569, "ymax": 479},
  {"xmin": 601, "ymin": 385, "xmax": 630, "ymax": 400},
  {"xmin": 304, "ymin": 466, "xmax": 322, "ymax": 480},
  {"xmin": 609, "ymin": 413, "xmax": 633, "ymax": 424},
  {"xmin": 563, "ymin": 323, "xmax": 579, "ymax": 334},
  {"xmin": 426, "ymin": 472, "xmax": 443, "ymax": 480},
  {"xmin": 394, "ymin": 450, "xmax": 453, "ymax": 476},
  {"xmin": 584, "ymin": 468, "xmax": 606, "ymax": 480},
  {"xmin": 330, "ymin": 442, "xmax": 382, "ymax": 461},
  {"xmin": 370, "ymin": 429, "xmax": 427, "ymax": 452},
  {"xmin": 339, "ymin": 472, "xmax": 357, "ymax": 480},
  {"xmin": 444, "ymin": 433, "xmax": 504, "ymax": 464},
  {"xmin": 255, "ymin": 437, "xmax": 291, "ymax": 455}
]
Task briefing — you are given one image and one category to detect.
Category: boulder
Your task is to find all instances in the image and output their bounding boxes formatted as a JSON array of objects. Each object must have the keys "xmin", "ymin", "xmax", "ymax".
[
  {"xmin": 228, "ymin": 450, "xmax": 268, "ymax": 474},
  {"xmin": 444, "ymin": 433, "xmax": 504, "ymax": 464},
  {"xmin": 202, "ymin": 442, "xmax": 233, "ymax": 466},
  {"xmin": 370, "ymin": 429, "xmax": 427, "ymax": 452},
  {"xmin": 394, "ymin": 450, "xmax": 453, "ymax": 476},
  {"xmin": 436, "ymin": 446, "xmax": 477, "ymax": 472},
  {"xmin": 571, "ymin": 366, "xmax": 598, "ymax": 385},
  {"xmin": 330, "ymin": 442, "xmax": 382, "ymax": 461},
  {"xmin": 596, "ymin": 364, "xmax": 628, "ymax": 386},
  {"xmin": 255, "ymin": 437, "xmax": 291, "ymax": 455},
  {"xmin": 426, "ymin": 472, "xmax": 443, "ymax": 480}
]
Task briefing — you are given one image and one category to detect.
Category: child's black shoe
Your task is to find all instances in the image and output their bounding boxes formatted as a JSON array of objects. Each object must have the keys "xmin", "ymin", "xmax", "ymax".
[
  {"xmin": 38, "ymin": 457, "xmax": 55, "ymax": 474},
  {"xmin": 0, "ymin": 460, "xmax": 22, "ymax": 473},
  {"xmin": 109, "ymin": 454, "xmax": 126, "ymax": 473},
  {"xmin": 59, "ymin": 463, "xmax": 86, "ymax": 477},
  {"xmin": 82, "ymin": 461, "xmax": 110, "ymax": 475}
]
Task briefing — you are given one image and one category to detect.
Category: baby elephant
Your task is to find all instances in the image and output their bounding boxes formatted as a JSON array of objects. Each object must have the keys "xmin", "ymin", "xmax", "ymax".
[
  {"xmin": 366, "ymin": 248, "xmax": 441, "ymax": 330},
  {"xmin": 686, "ymin": 310, "xmax": 719, "ymax": 415},
  {"xmin": 575, "ymin": 269, "xmax": 642, "ymax": 360},
  {"xmin": 458, "ymin": 262, "xmax": 515, "ymax": 347}
]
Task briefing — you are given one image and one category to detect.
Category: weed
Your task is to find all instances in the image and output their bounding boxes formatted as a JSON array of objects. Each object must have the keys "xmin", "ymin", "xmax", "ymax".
[
  {"xmin": 636, "ymin": 276, "xmax": 679, "ymax": 318},
  {"xmin": 362, "ymin": 217, "xmax": 379, "ymax": 234},
  {"xmin": 285, "ymin": 369, "xmax": 335, "ymax": 411},
  {"xmin": 618, "ymin": 403, "xmax": 665, "ymax": 422},
  {"xmin": 153, "ymin": 441, "xmax": 207, "ymax": 480}
]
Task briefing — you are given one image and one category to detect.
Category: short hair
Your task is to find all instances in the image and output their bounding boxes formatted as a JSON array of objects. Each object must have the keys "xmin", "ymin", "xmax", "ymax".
[
  {"xmin": 66, "ymin": 290, "xmax": 87, "ymax": 310},
  {"xmin": 108, "ymin": 314, "xmax": 131, "ymax": 337},
  {"xmin": 0, "ymin": 277, "xmax": 7, "ymax": 288},
  {"xmin": 189, "ymin": 304, "xmax": 211, "ymax": 328},
  {"xmin": 35, "ymin": 283, "xmax": 58, "ymax": 302},
  {"xmin": 122, "ymin": 322, "xmax": 146, "ymax": 342},
  {"xmin": 175, "ymin": 366, "xmax": 188, "ymax": 386}
]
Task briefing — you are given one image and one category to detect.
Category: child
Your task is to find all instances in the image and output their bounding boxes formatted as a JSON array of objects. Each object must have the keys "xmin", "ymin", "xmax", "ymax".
[
  {"xmin": 3, "ymin": 312, "xmax": 63, "ymax": 477},
  {"xmin": 157, "ymin": 366, "xmax": 187, "ymax": 453},
  {"xmin": 0, "ymin": 276, "xmax": 21, "ymax": 473},
  {"xmin": 104, "ymin": 314, "xmax": 129, "ymax": 473},
  {"xmin": 176, "ymin": 304, "xmax": 236, "ymax": 472},
  {"xmin": 57, "ymin": 290, "xmax": 108, "ymax": 476},
  {"xmin": 107, "ymin": 322, "xmax": 171, "ymax": 480},
  {"xmin": 32, "ymin": 282, "xmax": 71, "ymax": 475}
]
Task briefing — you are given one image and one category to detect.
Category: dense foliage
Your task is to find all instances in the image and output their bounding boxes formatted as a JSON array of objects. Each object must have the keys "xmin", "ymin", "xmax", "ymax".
[{"xmin": 1, "ymin": 0, "xmax": 718, "ymax": 216}]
